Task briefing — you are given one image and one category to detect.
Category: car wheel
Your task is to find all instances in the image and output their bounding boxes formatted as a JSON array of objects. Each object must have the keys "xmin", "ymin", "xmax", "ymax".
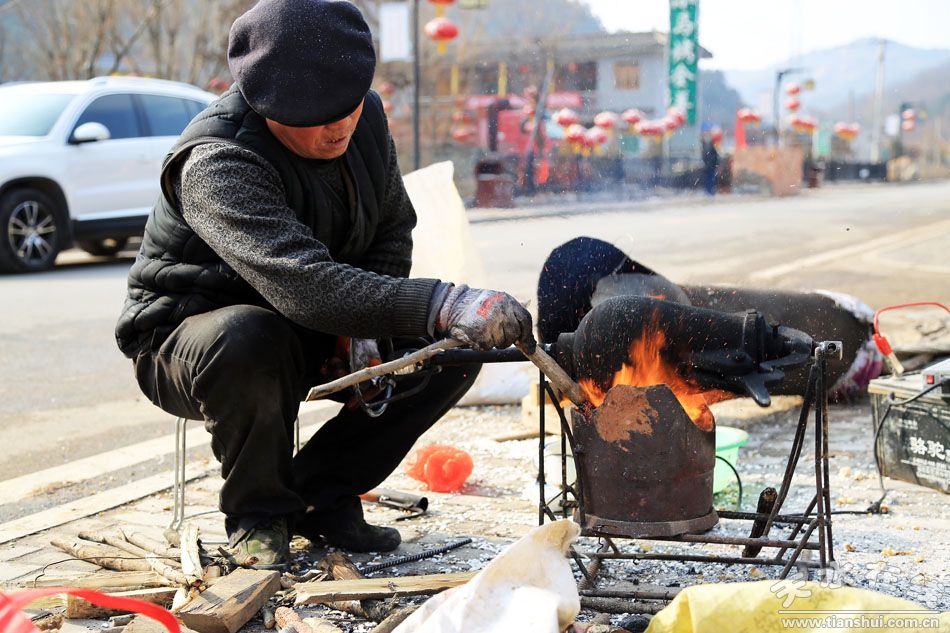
[
  {"xmin": 0, "ymin": 188, "xmax": 66, "ymax": 273},
  {"xmin": 78, "ymin": 237, "xmax": 129, "ymax": 257}
]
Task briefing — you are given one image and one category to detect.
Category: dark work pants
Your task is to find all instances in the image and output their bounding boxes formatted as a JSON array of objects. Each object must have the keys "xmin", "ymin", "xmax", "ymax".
[{"xmin": 133, "ymin": 304, "xmax": 480, "ymax": 533}]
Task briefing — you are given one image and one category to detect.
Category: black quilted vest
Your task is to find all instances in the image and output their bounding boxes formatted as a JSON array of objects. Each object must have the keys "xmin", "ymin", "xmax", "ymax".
[{"xmin": 115, "ymin": 87, "xmax": 390, "ymax": 358}]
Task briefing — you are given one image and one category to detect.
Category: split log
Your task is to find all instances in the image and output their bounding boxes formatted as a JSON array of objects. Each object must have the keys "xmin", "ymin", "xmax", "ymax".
[
  {"xmin": 177, "ymin": 568, "xmax": 281, "ymax": 633},
  {"xmin": 179, "ymin": 523, "xmax": 203, "ymax": 582},
  {"xmin": 65, "ymin": 586, "xmax": 176, "ymax": 620},
  {"xmin": 77, "ymin": 531, "xmax": 182, "ymax": 568},
  {"xmin": 295, "ymin": 571, "xmax": 477, "ymax": 605},
  {"xmin": 49, "ymin": 537, "xmax": 152, "ymax": 572},
  {"xmin": 742, "ymin": 487, "xmax": 778, "ymax": 558}
]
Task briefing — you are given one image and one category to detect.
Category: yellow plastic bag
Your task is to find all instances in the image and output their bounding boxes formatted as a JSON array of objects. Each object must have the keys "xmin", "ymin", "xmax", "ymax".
[{"xmin": 646, "ymin": 580, "xmax": 948, "ymax": 633}]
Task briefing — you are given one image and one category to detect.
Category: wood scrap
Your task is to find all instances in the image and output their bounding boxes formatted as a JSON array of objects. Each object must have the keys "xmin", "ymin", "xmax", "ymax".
[
  {"xmin": 30, "ymin": 610, "xmax": 64, "ymax": 631},
  {"xmin": 177, "ymin": 568, "xmax": 281, "ymax": 633},
  {"xmin": 318, "ymin": 552, "xmax": 405, "ymax": 622},
  {"xmin": 262, "ymin": 607, "xmax": 276, "ymax": 630},
  {"xmin": 64, "ymin": 586, "xmax": 176, "ymax": 620},
  {"xmin": 294, "ymin": 571, "xmax": 477, "ymax": 605},
  {"xmin": 49, "ymin": 537, "xmax": 152, "ymax": 572},
  {"xmin": 742, "ymin": 487, "xmax": 778, "ymax": 558}
]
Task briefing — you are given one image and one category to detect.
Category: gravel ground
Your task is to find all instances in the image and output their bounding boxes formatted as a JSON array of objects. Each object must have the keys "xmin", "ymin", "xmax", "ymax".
[{"xmin": 257, "ymin": 394, "xmax": 950, "ymax": 631}]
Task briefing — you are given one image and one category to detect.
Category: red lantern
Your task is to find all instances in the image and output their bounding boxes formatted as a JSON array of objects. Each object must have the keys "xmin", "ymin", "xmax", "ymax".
[
  {"xmin": 711, "ymin": 126, "xmax": 724, "ymax": 144},
  {"xmin": 424, "ymin": 17, "xmax": 458, "ymax": 42},
  {"xmin": 553, "ymin": 108, "xmax": 580, "ymax": 127},
  {"xmin": 834, "ymin": 122, "xmax": 860, "ymax": 141},
  {"xmin": 666, "ymin": 107, "xmax": 686, "ymax": 127},
  {"xmin": 584, "ymin": 127, "xmax": 608, "ymax": 146},
  {"xmin": 785, "ymin": 83, "xmax": 801, "ymax": 95},
  {"xmin": 901, "ymin": 119, "xmax": 916, "ymax": 132},
  {"xmin": 790, "ymin": 115, "xmax": 817, "ymax": 134},
  {"xmin": 451, "ymin": 127, "xmax": 476, "ymax": 143},
  {"xmin": 785, "ymin": 97, "xmax": 801, "ymax": 112},
  {"xmin": 901, "ymin": 108, "xmax": 916, "ymax": 120},
  {"xmin": 594, "ymin": 111, "xmax": 619, "ymax": 130},
  {"xmin": 564, "ymin": 123, "xmax": 586, "ymax": 143},
  {"xmin": 635, "ymin": 120, "xmax": 663, "ymax": 137},
  {"xmin": 737, "ymin": 108, "xmax": 761, "ymax": 124},
  {"xmin": 621, "ymin": 108, "xmax": 643, "ymax": 125},
  {"xmin": 662, "ymin": 115, "xmax": 679, "ymax": 131},
  {"xmin": 451, "ymin": 110, "xmax": 473, "ymax": 123}
]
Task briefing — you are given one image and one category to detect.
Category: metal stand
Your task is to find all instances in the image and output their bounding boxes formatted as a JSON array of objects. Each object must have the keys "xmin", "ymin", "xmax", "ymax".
[{"xmin": 538, "ymin": 343, "xmax": 839, "ymax": 608}]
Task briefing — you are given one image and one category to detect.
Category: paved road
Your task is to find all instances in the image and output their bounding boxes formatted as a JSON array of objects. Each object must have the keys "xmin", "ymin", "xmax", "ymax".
[{"xmin": 0, "ymin": 180, "xmax": 948, "ymax": 482}]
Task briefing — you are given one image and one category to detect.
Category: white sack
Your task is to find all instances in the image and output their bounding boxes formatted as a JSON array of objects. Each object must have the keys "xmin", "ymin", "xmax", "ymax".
[
  {"xmin": 405, "ymin": 161, "xmax": 487, "ymax": 286},
  {"xmin": 393, "ymin": 519, "xmax": 581, "ymax": 633}
]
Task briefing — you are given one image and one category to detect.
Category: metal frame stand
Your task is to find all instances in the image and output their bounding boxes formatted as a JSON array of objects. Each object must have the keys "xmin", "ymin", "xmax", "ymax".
[
  {"xmin": 169, "ymin": 416, "xmax": 301, "ymax": 530},
  {"xmin": 538, "ymin": 343, "xmax": 839, "ymax": 607}
]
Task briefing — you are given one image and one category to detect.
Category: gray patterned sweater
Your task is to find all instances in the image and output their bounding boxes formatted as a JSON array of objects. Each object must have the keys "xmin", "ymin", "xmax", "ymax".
[{"xmin": 175, "ymin": 139, "xmax": 446, "ymax": 338}]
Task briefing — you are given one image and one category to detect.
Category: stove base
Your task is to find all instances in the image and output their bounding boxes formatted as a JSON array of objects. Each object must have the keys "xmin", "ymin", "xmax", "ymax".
[{"xmin": 579, "ymin": 508, "xmax": 719, "ymax": 539}]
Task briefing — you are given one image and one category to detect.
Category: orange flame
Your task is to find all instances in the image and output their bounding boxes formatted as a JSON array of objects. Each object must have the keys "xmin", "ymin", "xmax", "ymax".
[{"xmin": 578, "ymin": 326, "xmax": 734, "ymax": 431}]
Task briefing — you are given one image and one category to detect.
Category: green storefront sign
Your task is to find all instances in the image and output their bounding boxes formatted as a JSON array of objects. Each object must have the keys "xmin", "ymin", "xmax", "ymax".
[{"xmin": 668, "ymin": 0, "xmax": 699, "ymax": 126}]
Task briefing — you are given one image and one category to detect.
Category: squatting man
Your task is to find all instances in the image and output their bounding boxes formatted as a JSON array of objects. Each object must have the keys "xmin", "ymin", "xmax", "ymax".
[{"xmin": 116, "ymin": 0, "xmax": 535, "ymax": 568}]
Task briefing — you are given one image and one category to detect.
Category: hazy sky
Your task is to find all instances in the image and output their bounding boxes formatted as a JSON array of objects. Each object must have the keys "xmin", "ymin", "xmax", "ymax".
[{"xmin": 583, "ymin": 0, "xmax": 950, "ymax": 70}]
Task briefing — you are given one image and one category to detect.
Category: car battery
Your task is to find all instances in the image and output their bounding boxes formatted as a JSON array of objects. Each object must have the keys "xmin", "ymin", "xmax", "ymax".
[{"xmin": 868, "ymin": 368, "xmax": 950, "ymax": 494}]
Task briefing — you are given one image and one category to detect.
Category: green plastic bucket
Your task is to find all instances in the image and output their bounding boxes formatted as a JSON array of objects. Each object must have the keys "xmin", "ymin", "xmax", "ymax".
[{"xmin": 714, "ymin": 426, "xmax": 749, "ymax": 493}]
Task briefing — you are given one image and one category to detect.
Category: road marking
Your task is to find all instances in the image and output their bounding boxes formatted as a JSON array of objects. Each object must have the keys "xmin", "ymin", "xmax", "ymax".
[
  {"xmin": 749, "ymin": 217, "xmax": 950, "ymax": 281},
  {"xmin": 0, "ymin": 401, "xmax": 336, "ymax": 506}
]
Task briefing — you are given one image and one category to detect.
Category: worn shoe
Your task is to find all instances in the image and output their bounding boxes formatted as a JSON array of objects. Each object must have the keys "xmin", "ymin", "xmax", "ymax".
[
  {"xmin": 295, "ymin": 511, "xmax": 401, "ymax": 553},
  {"xmin": 226, "ymin": 517, "xmax": 290, "ymax": 570}
]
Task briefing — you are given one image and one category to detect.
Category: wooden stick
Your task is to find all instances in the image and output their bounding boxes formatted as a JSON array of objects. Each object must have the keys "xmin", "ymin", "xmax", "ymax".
[
  {"xmin": 124, "ymin": 531, "xmax": 182, "ymax": 560},
  {"xmin": 369, "ymin": 606, "xmax": 418, "ymax": 633},
  {"xmin": 50, "ymin": 537, "xmax": 152, "ymax": 572},
  {"xmin": 518, "ymin": 344, "xmax": 588, "ymax": 407},
  {"xmin": 306, "ymin": 340, "xmax": 462, "ymax": 401},
  {"xmin": 28, "ymin": 570, "xmax": 173, "ymax": 589},
  {"xmin": 78, "ymin": 531, "xmax": 182, "ymax": 568},
  {"xmin": 294, "ymin": 571, "xmax": 477, "ymax": 605},
  {"xmin": 742, "ymin": 487, "xmax": 778, "ymax": 558},
  {"xmin": 77, "ymin": 531, "xmax": 194, "ymax": 586}
]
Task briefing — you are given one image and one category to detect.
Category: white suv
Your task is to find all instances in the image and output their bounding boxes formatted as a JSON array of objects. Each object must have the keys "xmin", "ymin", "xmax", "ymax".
[{"xmin": 0, "ymin": 77, "xmax": 216, "ymax": 272}]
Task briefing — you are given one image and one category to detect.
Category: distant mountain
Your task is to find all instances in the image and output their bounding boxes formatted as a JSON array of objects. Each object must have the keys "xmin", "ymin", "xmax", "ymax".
[
  {"xmin": 723, "ymin": 38, "xmax": 950, "ymax": 124},
  {"xmin": 700, "ymin": 70, "xmax": 745, "ymax": 131}
]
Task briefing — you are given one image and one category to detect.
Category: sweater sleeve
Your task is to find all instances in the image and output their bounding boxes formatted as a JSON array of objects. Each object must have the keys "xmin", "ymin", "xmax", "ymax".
[
  {"xmin": 177, "ymin": 142, "xmax": 439, "ymax": 338},
  {"xmin": 357, "ymin": 134, "xmax": 415, "ymax": 278}
]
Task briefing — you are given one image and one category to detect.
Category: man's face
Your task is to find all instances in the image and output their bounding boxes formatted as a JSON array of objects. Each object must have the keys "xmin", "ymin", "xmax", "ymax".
[{"xmin": 266, "ymin": 100, "xmax": 365, "ymax": 160}]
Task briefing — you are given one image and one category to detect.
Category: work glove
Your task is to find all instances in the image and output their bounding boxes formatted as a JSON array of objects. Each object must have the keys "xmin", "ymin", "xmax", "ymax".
[
  {"xmin": 436, "ymin": 284, "xmax": 537, "ymax": 352},
  {"xmin": 319, "ymin": 337, "xmax": 381, "ymax": 381}
]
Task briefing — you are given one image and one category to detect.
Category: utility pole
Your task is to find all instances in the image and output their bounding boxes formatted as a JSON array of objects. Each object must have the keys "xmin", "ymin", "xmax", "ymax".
[
  {"xmin": 869, "ymin": 39, "xmax": 886, "ymax": 163},
  {"xmin": 773, "ymin": 67, "xmax": 804, "ymax": 146}
]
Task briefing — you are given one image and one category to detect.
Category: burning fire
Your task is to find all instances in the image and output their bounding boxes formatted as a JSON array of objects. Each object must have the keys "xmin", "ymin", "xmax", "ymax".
[{"xmin": 578, "ymin": 326, "xmax": 733, "ymax": 431}]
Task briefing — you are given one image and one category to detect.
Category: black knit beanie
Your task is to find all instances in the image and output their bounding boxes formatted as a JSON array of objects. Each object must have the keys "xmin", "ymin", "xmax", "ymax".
[{"xmin": 228, "ymin": 0, "xmax": 376, "ymax": 127}]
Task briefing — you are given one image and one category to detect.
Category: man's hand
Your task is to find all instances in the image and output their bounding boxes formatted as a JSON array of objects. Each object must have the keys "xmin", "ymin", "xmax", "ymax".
[{"xmin": 436, "ymin": 285, "xmax": 537, "ymax": 352}]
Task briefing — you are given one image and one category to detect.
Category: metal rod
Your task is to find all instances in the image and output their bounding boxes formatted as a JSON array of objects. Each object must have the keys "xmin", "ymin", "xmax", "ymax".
[
  {"xmin": 411, "ymin": 0, "xmax": 421, "ymax": 171},
  {"xmin": 820, "ymin": 356, "xmax": 836, "ymax": 565},
  {"xmin": 775, "ymin": 495, "xmax": 819, "ymax": 560},
  {"xmin": 595, "ymin": 552, "xmax": 822, "ymax": 567},
  {"xmin": 647, "ymin": 533, "xmax": 821, "ymax": 550},
  {"xmin": 781, "ymin": 518, "xmax": 821, "ymax": 578},
  {"xmin": 538, "ymin": 371, "xmax": 546, "ymax": 527},
  {"xmin": 359, "ymin": 538, "xmax": 473, "ymax": 575},
  {"xmin": 814, "ymin": 357, "xmax": 828, "ymax": 570},
  {"xmin": 719, "ymin": 510, "xmax": 817, "ymax": 524},
  {"xmin": 581, "ymin": 588, "xmax": 681, "ymax": 601},
  {"xmin": 580, "ymin": 598, "xmax": 668, "ymax": 615}
]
